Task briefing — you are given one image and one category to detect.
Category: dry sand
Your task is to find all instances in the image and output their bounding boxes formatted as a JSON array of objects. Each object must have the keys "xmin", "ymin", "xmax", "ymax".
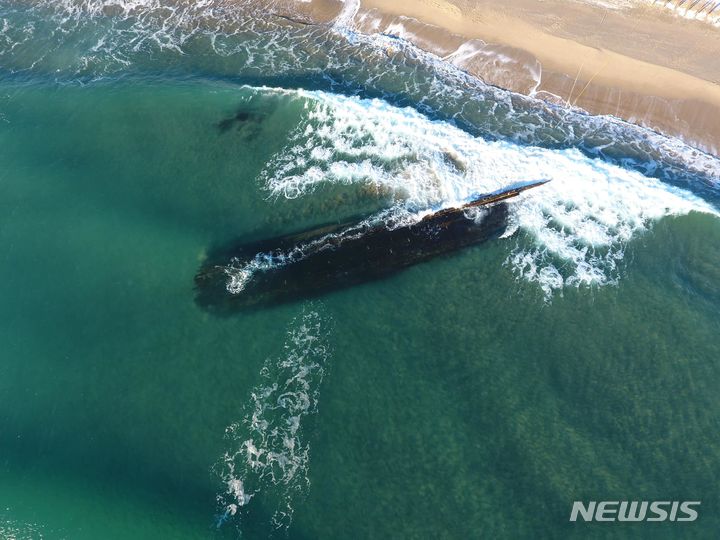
[{"xmin": 277, "ymin": 0, "xmax": 720, "ymax": 155}]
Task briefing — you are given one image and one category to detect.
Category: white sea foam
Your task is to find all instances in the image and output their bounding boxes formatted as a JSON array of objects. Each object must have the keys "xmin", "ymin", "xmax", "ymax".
[
  {"xmin": 333, "ymin": 0, "xmax": 360, "ymax": 29},
  {"xmin": 240, "ymin": 87, "xmax": 719, "ymax": 299},
  {"xmin": 224, "ymin": 205, "xmax": 427, "ymax": 294},
  {"xmin": 0, "ymin": 517, "xmax": 47, "ymax": 540},
  {"xmin": 5, "ymin": 1, "xmax": 720, "ymax": 298},
  {"xmin": 5, "ymin": 0, "xmax": 720, "ymax": 176},
  {"xmin": 215, "ymin": 308, "xmax": 330, "ymax": 532},
  {"xmin": 443, "ymin": 39, "xmax": 543, "ymax": 95}
]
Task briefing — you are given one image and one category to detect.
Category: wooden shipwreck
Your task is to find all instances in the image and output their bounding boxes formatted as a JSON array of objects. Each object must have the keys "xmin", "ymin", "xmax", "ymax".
[{"xmin": 195, "ymin": 179, "xmax": 549, "ymax": 313}]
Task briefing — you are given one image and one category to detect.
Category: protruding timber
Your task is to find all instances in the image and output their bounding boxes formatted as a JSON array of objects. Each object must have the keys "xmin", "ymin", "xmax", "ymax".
[{"xmin": 195, "ymin": 179, "xmax": 550, "ymax": 313}]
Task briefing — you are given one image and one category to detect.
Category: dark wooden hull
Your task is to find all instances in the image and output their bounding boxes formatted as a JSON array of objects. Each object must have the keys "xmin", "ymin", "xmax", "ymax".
[{"xmin": 195, "ymin": 180, "xmax": 548, "ymax": 313}]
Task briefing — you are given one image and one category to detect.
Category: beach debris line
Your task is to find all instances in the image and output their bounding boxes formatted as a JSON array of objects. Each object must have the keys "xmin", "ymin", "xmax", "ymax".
[{"xmin": 194, "ymin": 179, "xmax": 550, "ymax": 312}]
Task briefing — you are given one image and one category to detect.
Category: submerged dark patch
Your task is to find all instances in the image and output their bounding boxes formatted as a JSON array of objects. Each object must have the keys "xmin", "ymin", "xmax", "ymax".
[{"xmin": 217, "ymin": 107, "xmax": 266, "ymax": 136}]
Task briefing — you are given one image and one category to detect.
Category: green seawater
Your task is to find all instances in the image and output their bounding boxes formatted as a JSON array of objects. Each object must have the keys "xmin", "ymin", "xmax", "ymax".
[
  {"xmin": 1, "ymin": 3, "xmax": 720, "ymax": 538},
  {"xmin": 1, "ymin": 78, "xmax": 719, "ymax": 540}
]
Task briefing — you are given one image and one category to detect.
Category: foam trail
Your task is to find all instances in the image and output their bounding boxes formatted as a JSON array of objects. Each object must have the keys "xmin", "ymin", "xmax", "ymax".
[
  {"xmin": 0, "ymin": 516, "xmax": 48, "ymax": 539},
  {"xmin": 215, "ymin": 307, "xmax": 331, "ymax": 533},
  {"xmin": 333, "ymin": 0, "xmax": 360, "ymax": 29},
  {"xmin": 248, "ymin": 87, "xmax": 719, "ymax": 299}
]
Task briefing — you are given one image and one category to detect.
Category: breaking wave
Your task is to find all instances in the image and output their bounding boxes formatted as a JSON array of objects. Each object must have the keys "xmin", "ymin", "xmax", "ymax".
[
  {"xmin": 4, "ymin": 0, "xmax": 720, "ymax": 299},
  {"xmin": 3, "ymin": 0, "xmax": 720, "ymax": 184},
  {"xmin": 215, "ymin": 308, "xmax": 331, "ymax": 533},
  {"xmin": 228, "ymin": 87, "xmax": 719, "ymax": 299}
]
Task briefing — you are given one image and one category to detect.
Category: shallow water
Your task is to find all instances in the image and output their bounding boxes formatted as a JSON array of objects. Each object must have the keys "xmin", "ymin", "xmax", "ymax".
[{"xmin": 1, "ymin": 1, "xmax": 720, "ymax": 538}]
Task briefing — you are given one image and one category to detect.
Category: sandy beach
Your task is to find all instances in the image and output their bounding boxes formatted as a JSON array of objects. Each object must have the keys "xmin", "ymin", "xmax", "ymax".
[
  {"xmin": 281, "ymin": 0, "xmax": 720, "ymax": 155},
  {"xmin": 4, "ymin": 1, "xmax": 720, "ymax": 537}
]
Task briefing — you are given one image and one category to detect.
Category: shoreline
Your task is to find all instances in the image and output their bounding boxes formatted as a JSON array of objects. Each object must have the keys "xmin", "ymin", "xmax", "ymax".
[{"xmin": 285, "ymin": 0, "xmax": 720, "ymax": 156}]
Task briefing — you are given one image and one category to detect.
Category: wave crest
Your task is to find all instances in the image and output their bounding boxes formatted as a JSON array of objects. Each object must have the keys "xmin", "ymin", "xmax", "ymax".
[{"xmin": 256, "ymin": 87, "xmax": 718, "ymax": 298}]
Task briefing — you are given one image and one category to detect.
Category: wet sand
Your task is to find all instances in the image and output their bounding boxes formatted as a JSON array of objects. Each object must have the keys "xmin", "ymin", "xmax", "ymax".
[
  {"xmin": 274, "ymin": 0, "xmax": 720, "ymax": 156},
  {"xmin": 268, "ymin": 0, "xmax": 344, "ymax": 23}
]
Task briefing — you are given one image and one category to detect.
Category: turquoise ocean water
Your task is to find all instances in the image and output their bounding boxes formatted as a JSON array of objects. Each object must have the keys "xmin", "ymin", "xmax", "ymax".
[{"xmin": 1, "ymin": 1, "xmax": 720, "ymax": 538}]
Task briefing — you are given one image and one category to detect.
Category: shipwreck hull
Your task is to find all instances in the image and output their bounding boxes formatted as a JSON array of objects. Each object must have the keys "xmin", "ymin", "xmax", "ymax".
[{"xmin": 194, "ymin": 180, "xmax": 548, "ymax": 313}]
